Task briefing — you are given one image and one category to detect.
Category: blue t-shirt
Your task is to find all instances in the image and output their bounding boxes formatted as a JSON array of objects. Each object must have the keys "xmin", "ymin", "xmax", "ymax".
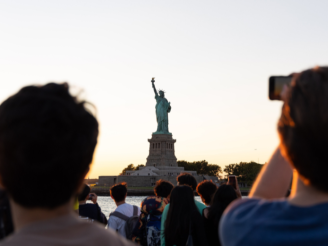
[{"xmin": 220, "ymin": 198, "xmax": 328, "ymax": 246}]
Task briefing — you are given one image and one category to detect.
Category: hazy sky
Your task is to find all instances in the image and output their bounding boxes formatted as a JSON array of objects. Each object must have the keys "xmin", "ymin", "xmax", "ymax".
[{"xmin": 1, "ymin": 0, "xmax": 328, "ymax": 178}]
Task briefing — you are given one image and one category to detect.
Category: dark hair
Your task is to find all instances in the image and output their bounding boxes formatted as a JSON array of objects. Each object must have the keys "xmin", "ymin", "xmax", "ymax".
[
  {"xmin": 196, "ymin": 180, "xmax": 217, "ymax": 205},
  {"xmin": 176, "ymin": 173, "xmax": 197, "ymax": 191},
  {"xmin": 165, "ymin": 186, "xmax": 201, "ymax": 246},
  {"xmin": 154, "ymin": 180, "xmax": 174, "ymax": 198},
  {"xmin": 278, "ymin": 67, "xmax": 328, "ymax": 192},
  {"xmin": 0, "ymin": 83, "xmax": 98, "ymax": 208},
  {"xmin": 0, "ymin": 190, "xmax": 13, "ymax": 239},
  {"xmin": 207, "ymin": 185, "xmax": 237, "ymax": 227},
  {"xmin": 110, "ymin": 182, "xmax": 128, "ymax": 202},
  {"xmin": 78, "ymin": 184, "xmax": 91, "ymax": 201}
]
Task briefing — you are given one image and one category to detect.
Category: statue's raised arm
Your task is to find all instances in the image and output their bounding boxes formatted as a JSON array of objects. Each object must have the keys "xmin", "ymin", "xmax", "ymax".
[{"xmin": 151, "ymin": 78, "xmax": 159, "ymax": 97}]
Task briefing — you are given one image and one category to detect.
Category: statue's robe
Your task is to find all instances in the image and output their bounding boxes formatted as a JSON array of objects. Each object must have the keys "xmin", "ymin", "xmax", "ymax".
[{"xmin": 155, "ymin": 95, "xmax": 170, "ymax": 133}]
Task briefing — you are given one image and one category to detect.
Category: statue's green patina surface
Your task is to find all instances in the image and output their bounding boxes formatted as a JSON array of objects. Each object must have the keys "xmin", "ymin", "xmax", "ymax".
[{"xmin": 151, "ymin": 78, "xmax": 172, "ymax": 135}]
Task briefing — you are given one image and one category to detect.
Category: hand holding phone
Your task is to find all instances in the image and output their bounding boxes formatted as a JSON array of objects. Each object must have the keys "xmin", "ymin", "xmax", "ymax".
[
  {"xmin": 228, "ymin": 175, "xmax": 242, "ymax": 198},
  {"xmin": 88, "ymin": 193, "xmax": 97, "ymax": 204},
  {"xmin": 269, "ymin": 76, "xmax": 292, "ymax": 100}
]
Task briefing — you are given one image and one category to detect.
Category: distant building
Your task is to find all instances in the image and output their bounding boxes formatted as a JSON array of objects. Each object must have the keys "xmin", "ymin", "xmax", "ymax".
[{"xmin": 99, "ymin": 134, "xmax": 218, "ymax": 187}]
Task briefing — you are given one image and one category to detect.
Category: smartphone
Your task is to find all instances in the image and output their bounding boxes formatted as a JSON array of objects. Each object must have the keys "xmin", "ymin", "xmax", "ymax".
[
  {"xmin": 88, "ymin": 194, "xmax": 93, "ymax": 200},
  {"xmin": 228, "ymin": 175, "xmax": 237, "ymax": 189},
  {"xmin": 269, "ymin": 76, "xmax": 292, "ymax": 100}
]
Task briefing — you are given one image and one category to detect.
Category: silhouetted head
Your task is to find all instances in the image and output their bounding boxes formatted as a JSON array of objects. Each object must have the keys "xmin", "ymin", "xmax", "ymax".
[
  {"xmin": 278, "ymin": 66, "xmax": 328, "ymax": 192},
  {"xmin": 154, "ymin": 179, "xmax": 174, "ymax": 198},
  {"xmin": 212, "ymin": 184, "xmax": 238, "ymax": 206},
  {"xmin": 159, "ymin": 90, "xmax": 165, "ymax": 97},
  {"xmin": 177, "ymin": 173, "xmax": 197, "ymax": 191},
  {"xmin": 207, "ymin": 184, "xmax": 238, "ymax": 226},
  {"xmin": 0, "ymin": 83, "xmax": 98, "ymax": 209},
  {"xmin": 110, "ymin": 182, "xmax": 128, "ymax": 203},
  {"xmin": 196, "ymin": 180, "xmax": 218, "ymax": 205}
]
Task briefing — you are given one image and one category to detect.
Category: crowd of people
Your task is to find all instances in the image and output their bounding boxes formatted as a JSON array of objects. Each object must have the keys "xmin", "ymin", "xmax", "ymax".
[
  {"xmin": 76, "ymin": 172, "xmax": 238, "ymax": 246},
  {"xmin": 0, "ymin": 66, "xmax": 328, "ymax": 245}
]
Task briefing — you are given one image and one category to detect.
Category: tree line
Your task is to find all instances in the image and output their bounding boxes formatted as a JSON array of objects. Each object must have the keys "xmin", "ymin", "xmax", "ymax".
[
  {"xmin": 177, "ymin": 160, "xmax": 222, "ymax": 176},
  {"xmin": 120, "ymin": 160, "xmax": 222, "ymax": 176},
  {"xmin": 120, "ymin": 164, "xmax": 145, "ymax": 175},
  {"xmin": 224, "ymin": 162, "xmax": 263, "ymax": 185}
]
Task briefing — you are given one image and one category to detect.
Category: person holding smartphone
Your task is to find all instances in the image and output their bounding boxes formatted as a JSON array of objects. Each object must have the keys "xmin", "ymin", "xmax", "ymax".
[
  {"xmin": 220, "ymin": 67, "xmax": 328, "ymax": 246},
  {"xmin": 227, "ymin": 175, "xmax": 242, "ymax": 198},
  {"xmin": 78, "ymin": 184, "xmax": 107, "ymax": 226}
]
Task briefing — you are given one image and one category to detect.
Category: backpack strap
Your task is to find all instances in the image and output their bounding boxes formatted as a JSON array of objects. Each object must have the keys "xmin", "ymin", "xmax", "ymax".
[
  {"xmin": 133, "ymin": 205, "xmax": 138, "ymax": 216},
  {"xmin": 109, "ymin": 211, "xmax": 129, "ymax": 221}
]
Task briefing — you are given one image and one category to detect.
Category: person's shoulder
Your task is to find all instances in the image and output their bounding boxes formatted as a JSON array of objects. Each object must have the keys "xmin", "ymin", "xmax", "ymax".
[
  {"xmin": 219, "ymin": 199, "xmax": 288, "ymax": 246},
  {"xmin": 0, "ymin": 219, "xmax": 135, "ymax": 246},
  {"xmin": 221, "ymin": 198, "xmax": 288, "ymax": 228},
  {"xmin": 142, "ymin": 196, "xmax": 157, "ymax": 204},
  {"xmin": 226, "ymin": 198, "xmax": 287, "ymax": 213},
  {"xmin": 194, "ymin": 199, "xmax": 206, "ymax": 210},
  {"xmin": 84, "ymin": 222, "xmax": 135, "ymax": 245},
  {"xmin": 73, "ymin": 222, "xmax": 135, "ymax": 246},
  {"xmin": 162, "ymin": 203, "xmax": 170, "ymax": 215}
]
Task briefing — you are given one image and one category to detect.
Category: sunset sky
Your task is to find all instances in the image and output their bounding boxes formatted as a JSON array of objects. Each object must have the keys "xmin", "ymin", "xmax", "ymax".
[{"xmin": 1, "ymin": 1, "xmax": 328, "ymax": 178}]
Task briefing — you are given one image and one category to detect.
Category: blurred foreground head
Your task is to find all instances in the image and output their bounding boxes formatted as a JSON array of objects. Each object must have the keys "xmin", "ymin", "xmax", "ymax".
[
  {"xmin": 0, "ymin": 83, "xmax": 98, "ymax": 208},
  {"xmin": 278, "ymin": 67, "xmax": 328, "ymax": 192}
]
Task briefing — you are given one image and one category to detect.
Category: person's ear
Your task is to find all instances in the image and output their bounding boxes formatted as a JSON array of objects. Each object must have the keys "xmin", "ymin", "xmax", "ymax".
[{"xmin": 110, "ymin": 195, "xmax": 114, "ymax": 200}]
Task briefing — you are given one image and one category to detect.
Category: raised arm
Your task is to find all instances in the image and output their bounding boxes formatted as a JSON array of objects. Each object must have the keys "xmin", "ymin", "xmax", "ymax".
[
  {"xmin": 249, "ymin": 147, "xmax": 293, "ymax": 199},
  {"xmin": 152, "ymin": 81, "xmax": 159, "ymax": 97}
]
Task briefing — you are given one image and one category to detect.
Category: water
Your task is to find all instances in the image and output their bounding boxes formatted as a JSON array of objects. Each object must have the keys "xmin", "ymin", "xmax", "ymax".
[{"xmin": 95, "ymin": 196, "xmax": 202, "ymax": 219}]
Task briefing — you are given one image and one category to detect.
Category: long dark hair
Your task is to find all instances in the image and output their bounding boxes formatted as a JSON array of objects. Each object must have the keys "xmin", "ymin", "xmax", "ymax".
[
  {"xmin": 165, "ymin": 186, "xmax": 198, "ymax": 246},
  {"xmin": 207, "ymin": 184, "xmax": 238, "ymax": 226}
]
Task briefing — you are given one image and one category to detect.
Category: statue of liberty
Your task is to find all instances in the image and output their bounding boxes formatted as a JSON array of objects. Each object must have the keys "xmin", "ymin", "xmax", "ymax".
[{"xmin": 151, "ymin": 78, "xmax": 171, "ymax": 135}]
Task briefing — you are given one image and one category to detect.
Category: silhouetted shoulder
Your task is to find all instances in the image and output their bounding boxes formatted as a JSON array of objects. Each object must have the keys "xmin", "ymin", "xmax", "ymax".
[
  {"xmin": 220, "ymin": 199, "xmax": 328, "ymax": 246},
  {"xmin": 0, "ymin": 214, "xmax": 135, "ymax": 246}
]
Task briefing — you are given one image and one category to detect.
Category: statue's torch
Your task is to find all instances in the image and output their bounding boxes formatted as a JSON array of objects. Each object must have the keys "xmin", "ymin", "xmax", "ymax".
[{"xmin": 151, "ymin": 77, "xmax": 155, "ymax": 83}]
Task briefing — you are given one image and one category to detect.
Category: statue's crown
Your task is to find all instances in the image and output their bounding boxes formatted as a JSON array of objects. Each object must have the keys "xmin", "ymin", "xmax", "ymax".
[{"xmin": 159, "ymin": 89, "xmax": 165, "ymax": 94}]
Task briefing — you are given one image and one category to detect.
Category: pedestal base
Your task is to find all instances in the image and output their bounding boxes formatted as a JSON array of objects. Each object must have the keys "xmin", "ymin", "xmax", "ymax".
[{"xmin": 146, "ymin": 134, "xmax": 177, "ymax": 167}]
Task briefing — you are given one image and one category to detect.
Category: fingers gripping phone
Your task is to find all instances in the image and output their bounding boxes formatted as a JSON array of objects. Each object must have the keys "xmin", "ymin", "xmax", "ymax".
[{"xmin": 269, "ymin": 76, "xmax": 292, "ymax": 100}]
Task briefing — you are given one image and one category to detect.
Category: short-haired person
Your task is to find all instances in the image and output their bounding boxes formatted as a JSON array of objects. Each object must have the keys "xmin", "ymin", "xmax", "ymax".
[
  {"xmin": 78, "ymin": 184, "xmax": 107, "ymax": 225},
  {"xmin": 161, "ymin": 173, "xmax": 206, "ymax": 246},
  {"xmin": 108, "ymin": 182, "xmax": 141, "ymax": 238},
  {"xmin": 132, "ymin": 179, "xmax": 174, "ymax": 245},
  {"xmin": 221, "ymin": 67, "xmax": 328, "ymax": 246},
  {"xmin": 196, "ymin": 180, "xmax": 217, "ymax": 206},
  {"xmin": 0, "ymin": 83, "xmax": 134, "ymax": 246}
]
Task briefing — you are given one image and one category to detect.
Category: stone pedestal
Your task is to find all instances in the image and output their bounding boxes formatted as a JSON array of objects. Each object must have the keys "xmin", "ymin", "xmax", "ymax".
[{"xmin": 146, "ymin": 134, "xmax": 177, "ymax": 167}]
